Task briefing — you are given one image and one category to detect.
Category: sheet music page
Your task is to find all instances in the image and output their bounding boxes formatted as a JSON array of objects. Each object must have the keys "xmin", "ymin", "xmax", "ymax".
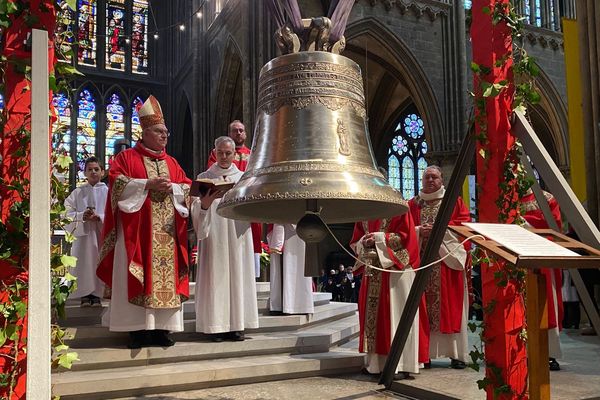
[{"xmin": 463, "ymin": 223, "xmax": 580, "ymax": 257}]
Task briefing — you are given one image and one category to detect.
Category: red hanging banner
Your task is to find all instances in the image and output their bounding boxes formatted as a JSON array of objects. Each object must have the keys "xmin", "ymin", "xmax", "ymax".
[{"xmin": 471, "ymin": 1, "xmax": 528, "ymax": 399}]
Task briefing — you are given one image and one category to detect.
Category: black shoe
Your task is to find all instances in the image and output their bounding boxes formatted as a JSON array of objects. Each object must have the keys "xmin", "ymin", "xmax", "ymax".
[
  {"xmin": 450, "ymin": 359, "xmax": 467, "ymax": 369},
  {"xmin": 210, "ymin": 333, "xmax": 224, "ymax": 343},
  {"xmin": 423, "ymin": 361, "xmax": 431, "ymax": 369},
  {"xmin": 128, "ymin": 330, "xmax": 149, "ymax": 349},
  {"xmin": 269, "ymin": 310, "xmax": 284, "ymax": 316},
  {"xmin": 153, "ymin": 329, "xmax": 175, "ymax": 347},
  {"xmin": 393, "ymin": 372, "xmax": 414, "ymax": 380},
  {"xmin": 549, "ymin": 358, "xmax": 560, "ymax": 371},
  {"xmin": 360, "ymin": 368, "xmax": 379, "ymax": 376},
  {"xmin": 228, "ymin": 331, "xmax": 245, "ymax": 341},
  {"xmin": 90, "ymin": 296, "xmax": 102, "ymax": 308},
  {"xmin": 80, "ymin": 296, "xmax": 92, "ymax": 308}
]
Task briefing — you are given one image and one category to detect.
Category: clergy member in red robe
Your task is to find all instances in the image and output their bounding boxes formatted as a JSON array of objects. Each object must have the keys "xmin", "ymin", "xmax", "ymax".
[
  {"xmin": 408, "ymin": 165, "xmax": 471, "ymax": 369},
  {"xmin": 521, "ymin": 188, "xmax": 564, "ymax": 371},
  {"xmin": 97, "ymin": 95, "xmax": 191, "ymax": 349},
  {"xmin": 350, "ymin": 212, "xmax": 421, "ymax": 379},
  {"xmin": 206, "ymin": 120, "xmax": 262, "ymax": 276}
]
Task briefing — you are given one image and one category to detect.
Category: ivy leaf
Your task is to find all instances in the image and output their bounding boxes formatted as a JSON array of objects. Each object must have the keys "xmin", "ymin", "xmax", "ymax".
[
  {"xmin": 65, "ymin": 0, "xmax": 76, "ymax": 10},
  {"xmin": 60, "ymin": 254, "xmax": 77, "ymax": 268},
  {"xmin": 514, "ymin": 104, "xmax": 527, "ymax": 114},
  {"xmin": 55, "ymin": 63, "xmax": 84, "ymax": 76},
  {"xmin": 56, "ymin": 154, "xmax": 73, "ymax": 169},
  {"xmin": 57, "ymin": 351, "xmax": 79, "ymax": 369},
  {"xmin": 478, "ymin": 149, "xmax": 487, "ymax": 159},
  {"xmin": 54, "ymin": 344, "xmax": 69, "ymax": 352},
  {"xmin": 482, "ymin": 6, "xmax": 491, "ymax": 15},
  {"xmin": 0, "ymin": 330, "xmax": 6, "ymax": 347},
  {"xmin": 470, "ymin": 62, "xmax": 481, "ymax": 74}
]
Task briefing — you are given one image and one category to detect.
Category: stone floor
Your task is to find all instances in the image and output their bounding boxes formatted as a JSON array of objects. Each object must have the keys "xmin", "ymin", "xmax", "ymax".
[{"xmin": 117, "ymin": 327, "xmax": 600, "ymax": 400}]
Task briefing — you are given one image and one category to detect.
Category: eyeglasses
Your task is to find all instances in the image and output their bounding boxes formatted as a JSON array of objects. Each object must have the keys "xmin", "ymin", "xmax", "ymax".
[{"xmin": 151, "ymin": 128, "xmax": 170, "ymax": 137}]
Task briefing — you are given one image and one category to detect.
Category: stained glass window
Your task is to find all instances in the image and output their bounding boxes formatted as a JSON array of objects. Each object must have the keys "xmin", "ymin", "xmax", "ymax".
[
  {"xmin": 387, "ymin": 110, "xmax": 428, "ymax": 199},
  {"xmin": 105, "ymin": 93, "xmax": 125, "ymax": 168},
  {"xmin": 464, "ymin": 0, "xmax": 472, "ymax": 9},
  {"xmin": 0, "ymin": 93, "xmax": 4, "ymax": 111},
  {"xmin": 106, "ymin": 0, "xmax": 126, "ymax": 71},
  {"xmin": 132, "ymin": 96, "xmax": 144, "ymax": 141},
  {"xmin": 56, "ymin": 0, "xmax": 76, "ymax": 62},
  {"xmin": 77, "ymin": 0, "xmax": 97, "ymax": 67},
  {"xmin": 76, "ymin": 89, "xmax": 97, "ymax": 185},
  {"xmin": 51, "ymin": 93, "xmax": 72, "ymax": 155},
  {"xmin": 535, "ymin": 0, "xmax": 541, "ymax": 27},
  {"xmin": 132, "ymin": 0, "xmax": 149, "ymax": 74},
  {"xmin": 388, "ymin": 155, "xmax": 400, "ymax": 189}
]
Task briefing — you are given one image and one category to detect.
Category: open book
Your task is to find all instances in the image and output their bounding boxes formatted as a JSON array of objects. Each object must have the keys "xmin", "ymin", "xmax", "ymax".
[{"xmin": 190, "ymin": 178, "xmax": 235, "ymax": 197}]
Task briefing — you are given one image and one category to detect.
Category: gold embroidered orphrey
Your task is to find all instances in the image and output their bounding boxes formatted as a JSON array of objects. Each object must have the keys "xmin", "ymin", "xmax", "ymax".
[
  {"xmin": 129, "ymin": 157, "xmax": 182, "ymax": 309},
  {"xmin": 360, "ymin": 219, "xmax": 391, "ymax": 353},
  {"xmin": 419, "ymin": 197, "xmax": 443, "ymax": 332}
]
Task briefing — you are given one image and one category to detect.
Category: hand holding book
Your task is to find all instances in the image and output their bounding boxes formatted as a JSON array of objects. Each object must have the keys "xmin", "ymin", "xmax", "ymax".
[{"xmin": 190, "ymin": 178, "xmax": 235, "ymax": 198}]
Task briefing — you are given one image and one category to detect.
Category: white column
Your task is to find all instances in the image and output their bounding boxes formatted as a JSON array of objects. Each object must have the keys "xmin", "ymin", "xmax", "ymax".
[{"xmin": 27, "ymin": 29, "xmax": 51, "ymax": 399}]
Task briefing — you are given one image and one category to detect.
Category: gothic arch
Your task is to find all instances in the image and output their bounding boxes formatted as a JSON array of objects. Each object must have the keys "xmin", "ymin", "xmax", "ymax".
[
  {"xmin": 344, "ymin": 18, "xmax": 443, "ymax": 166},
  {"xmin": 528, "ymin": 69, "xmax": 569, "ymax": 170},
  {"xmin": 214, "ymin": 37, "xmax": 244, "ymax": 138}
]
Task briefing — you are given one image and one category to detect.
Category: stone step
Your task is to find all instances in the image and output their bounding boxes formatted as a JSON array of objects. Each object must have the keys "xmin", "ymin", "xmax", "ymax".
[
  {"xmin": 64, "ymin": 302, "xmax": 357, "ymax": 346},
  {"xmin": 52, "ymin": 349, "xmax": 365, "ymax": 400},
  {"xmin": 59, "ymin": 313, "xmax": 359, "ymax": 371},
  {"xmin": 62, "ymin": 292, "xmax": 333, "ymax": 326}
]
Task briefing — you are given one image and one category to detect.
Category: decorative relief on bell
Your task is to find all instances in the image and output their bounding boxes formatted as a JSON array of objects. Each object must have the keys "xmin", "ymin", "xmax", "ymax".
[
  {"xmin": 336, "ymin": 119, "xmax": 351, "ymax": 156},
  {"xmin": 258, "ymin": 60, "xmax": 366, "ymax": 119}
]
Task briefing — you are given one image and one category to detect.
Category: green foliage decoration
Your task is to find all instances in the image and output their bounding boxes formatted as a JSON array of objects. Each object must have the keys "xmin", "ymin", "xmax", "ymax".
[{"xmin": 0, "ymin": 1, "xmax": 83, "ymax": 395}]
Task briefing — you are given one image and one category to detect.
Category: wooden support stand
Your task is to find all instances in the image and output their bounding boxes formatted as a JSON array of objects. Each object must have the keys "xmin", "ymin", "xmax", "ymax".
[
  {"xmin": 449, "ymin": 224, "xmax": 600, "ymax": 400},
  {"xmin": 526, "ymin": 270, "xmax": 550, "ymax": 400}
]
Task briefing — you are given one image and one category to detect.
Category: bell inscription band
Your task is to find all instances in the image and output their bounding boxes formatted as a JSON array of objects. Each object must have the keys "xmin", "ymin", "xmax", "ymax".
[{"xmin": 217, "ymin": 51, "xmax": 407, "ymax": 225}]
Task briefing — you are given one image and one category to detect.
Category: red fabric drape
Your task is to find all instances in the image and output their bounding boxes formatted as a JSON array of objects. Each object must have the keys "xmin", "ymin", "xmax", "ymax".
[{"xmin": 472, "ymin": 1, "xmax": 528, "ymax": 398}]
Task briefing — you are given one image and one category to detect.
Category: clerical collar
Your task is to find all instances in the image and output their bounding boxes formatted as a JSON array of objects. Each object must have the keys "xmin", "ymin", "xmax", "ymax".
[
  {"xmin": 419, "ymin": 186, "xmax": 445, "ymax": 201},
  {"xmin": 207, "ymin": 162, "xmax": 240, "ymax": 177}
]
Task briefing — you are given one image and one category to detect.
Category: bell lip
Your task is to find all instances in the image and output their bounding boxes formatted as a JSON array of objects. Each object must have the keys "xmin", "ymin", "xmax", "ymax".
[
  {"xmin": 260, "ymin": 51, "xmax": 359, "ymax": 77},
  {"xmin": 216, "ymin": 198, "xmax": 409, "ymax": 225}
]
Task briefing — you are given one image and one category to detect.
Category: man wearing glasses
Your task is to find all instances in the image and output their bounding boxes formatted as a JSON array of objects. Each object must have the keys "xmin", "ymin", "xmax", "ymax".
[{"xmin": 97, "ymin": 95, "xmax": 191, "ymax": 349}]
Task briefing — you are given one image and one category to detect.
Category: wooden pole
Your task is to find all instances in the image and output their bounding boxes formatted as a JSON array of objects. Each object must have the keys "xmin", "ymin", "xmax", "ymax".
[
  {"xmin": 526, "ymin": 270, "xmax": 550, "ymax": 400},
  {"xmin": 27, "ymin": 29, "xmax": 51, "ymax": 399},
  {"xmin": 472, "ymin": 1, "xmax": 528, "ymax": 398}
]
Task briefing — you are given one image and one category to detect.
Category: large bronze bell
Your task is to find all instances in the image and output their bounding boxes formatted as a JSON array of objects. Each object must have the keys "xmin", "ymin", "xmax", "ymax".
[{"xmin": 217, "ymin": 51, "xmax": 407, "ymax": 225}]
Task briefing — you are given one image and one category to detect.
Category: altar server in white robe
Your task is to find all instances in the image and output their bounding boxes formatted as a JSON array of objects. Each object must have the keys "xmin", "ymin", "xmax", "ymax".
[
  {"xmin": 267, "ymin": 224, "xmax": 314, "ymax": 315},
  {"xmin": 191, "ymin": 136, "xmax": 259, "ymax": 342},
  {"xmin": 65, "ymin": 156, "xmax": 108, "ymax": 307}
]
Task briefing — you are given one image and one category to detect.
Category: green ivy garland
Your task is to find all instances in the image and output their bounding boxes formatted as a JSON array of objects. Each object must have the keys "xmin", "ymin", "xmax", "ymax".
[
  {"xmin": 0, "ymin": 0, "xmax": 81, "ymax": 395},
  {"xmin": 468, "ymin": 1, "xmax": 540, "ymax": 397}
]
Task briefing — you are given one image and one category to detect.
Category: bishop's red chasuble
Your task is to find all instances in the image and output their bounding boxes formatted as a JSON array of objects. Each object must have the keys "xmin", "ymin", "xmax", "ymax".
[{"xmin": 97, "ymin": 143, "xmax": 191, "ymax": 308}]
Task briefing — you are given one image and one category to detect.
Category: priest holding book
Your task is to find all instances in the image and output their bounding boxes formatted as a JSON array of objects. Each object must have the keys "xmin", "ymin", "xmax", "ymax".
[{"xmin": 191, "ymin": 136, "xmax": 259, "ymax": 342}]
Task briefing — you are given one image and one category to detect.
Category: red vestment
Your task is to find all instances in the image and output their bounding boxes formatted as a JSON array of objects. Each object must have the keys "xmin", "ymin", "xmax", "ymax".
[
  {"xmin": 97, "ymin": 143, "xmax": 191, "ymax": 307},
  {"xmin": 521, "ymin": 190, "xmax": 564, "ymax": 330},
  {"xmin": 350, "ymin": 213, "xmax": 420, "ymax": 356},
  {"xmin": 207, "ymin": 144, "xmax": 261, "ymax": 253},
  {"xmin": 408, "ymin": 195, "xmax": 471, "ymax": 363}
]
